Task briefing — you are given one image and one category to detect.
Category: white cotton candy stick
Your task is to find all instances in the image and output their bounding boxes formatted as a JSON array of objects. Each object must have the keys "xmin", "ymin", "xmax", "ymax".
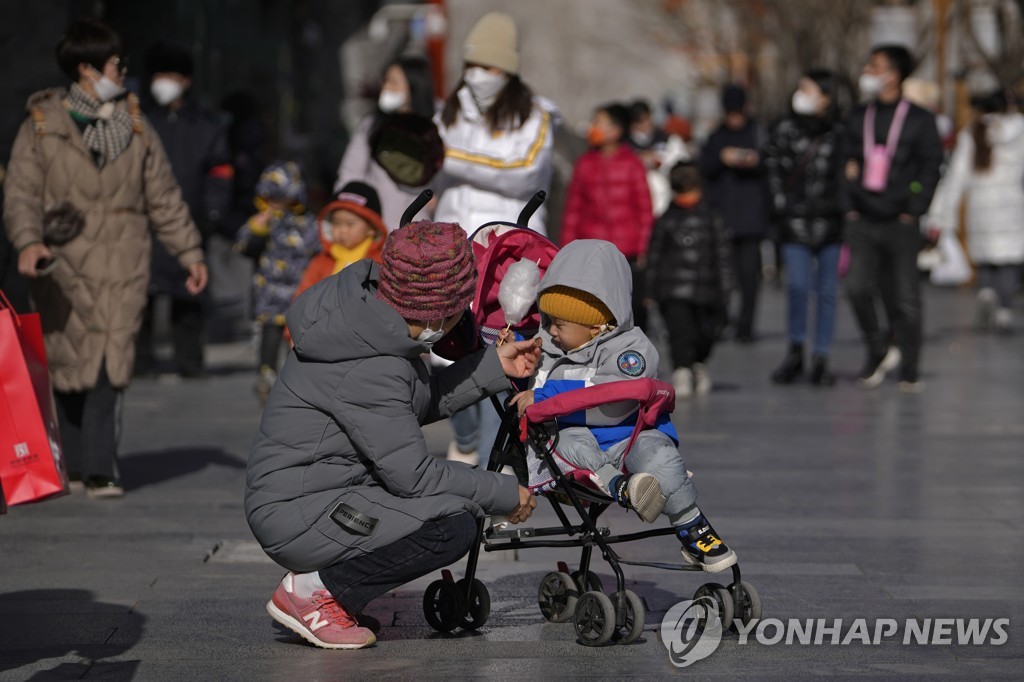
[{"xmin": 498, "ymin": 258, "xmax": 542, "ymax": 327}]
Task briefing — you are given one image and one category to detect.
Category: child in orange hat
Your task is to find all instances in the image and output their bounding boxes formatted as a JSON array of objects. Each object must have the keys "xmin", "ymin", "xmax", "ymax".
[{"xmin": 294, "ymin": 181, "xmax": 389, "ymax": 298}]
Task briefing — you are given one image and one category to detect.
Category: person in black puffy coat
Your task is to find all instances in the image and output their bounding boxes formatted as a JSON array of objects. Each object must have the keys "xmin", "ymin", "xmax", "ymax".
[
  {"xmin": 764, "ymin": 69, "xmax": 847, "ymax": 386},
  {"xmin": 646, "ymin": 161, "xmax": 733, "ymax": 398}
]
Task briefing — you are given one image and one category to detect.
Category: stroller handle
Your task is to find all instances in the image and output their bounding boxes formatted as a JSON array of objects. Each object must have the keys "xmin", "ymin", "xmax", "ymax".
[
  {"xmin": 517, "ymin": 190, "xmax": 547, "ymax": 226},
  {"xmin": 400, "ymin": 189, "xmax": 434, "ymax": 228}
]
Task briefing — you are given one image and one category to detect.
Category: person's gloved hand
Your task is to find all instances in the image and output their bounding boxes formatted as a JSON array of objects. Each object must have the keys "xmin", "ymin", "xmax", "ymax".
[{"xmin": 497, "ymin": 337, "xmax": 542, "ymax": 379}]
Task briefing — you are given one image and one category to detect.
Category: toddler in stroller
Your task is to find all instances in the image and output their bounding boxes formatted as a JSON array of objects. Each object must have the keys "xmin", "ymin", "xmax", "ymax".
[
  {"xmin": 509, "ymin": 238, "xmax": 735, "ymax": 572},
  {"xmin": 421, "ymin": 193, "xmax": 760, "ymax": 646}
]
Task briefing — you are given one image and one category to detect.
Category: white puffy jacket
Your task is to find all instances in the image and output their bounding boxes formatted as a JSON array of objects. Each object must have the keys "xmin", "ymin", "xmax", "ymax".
[
  {"xmin": 927, "ymin": 113, "xmax": 1024, "ymax": 264},
  {"xmin": 433, "ymin": 87, "xmax": 560, "ymax": 235}
]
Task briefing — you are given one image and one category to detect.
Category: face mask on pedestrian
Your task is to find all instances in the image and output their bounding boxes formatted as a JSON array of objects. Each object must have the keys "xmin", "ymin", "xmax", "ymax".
[
  {"xmin": 858, "ymin": 73, "xmax": 885, "ymax": 98},
  {"xmin": 631, "ymin": 129, "xmax": 653, "ymax": 147},
  {"xmin": 791, "ymin": 90, "xmax": 821, "ymax": 116},
  {"xmin": 586, "ymin": 125, "xmax": 606, "ymax": 147},
  {"xmin": 416, "ymin": 317, "xmax": 448, "ymax": 347},
  {"xmin": 90, "ymin": 66, "xmax": 125, "ymax": 103},
  {"xmin": 463, "ymin": 67, "xmax": 508, "ymax": 110},
  {"xmin": 150, "ymin": 78, "xmax": 184, "ymax": 107},
  {"xmin": 378, "ymin": 89, "xmax": 407, "ymax": 113}
]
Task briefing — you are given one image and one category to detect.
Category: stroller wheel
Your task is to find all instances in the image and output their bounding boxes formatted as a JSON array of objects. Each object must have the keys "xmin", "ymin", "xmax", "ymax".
[
  {"xmin": 693, "ymin": 582, "xmax": 735, "ymax": 632},
  {"xmin": 423, "ymin": 579, "xmax": 465, "ymax": 633},
  {"xmin": 571, "ymin": 570, "xmax": 604, "ymax": 594},
  {"xmin": 610, "ymin": 590, "xmax": 645, "ymax": 644},
  {"xmin": 573, "ymin": 591, "xmax": 616, "ymax": 646},
  {"xmin": 456, "ymin": 578, "xmax": 491, "ymax": 630},
  {"xmin": 538, "ymin": 571, "xmax": 578, "ymax": 623},
  {"xmin": 728, "ymin": 580, "xmax": 762, "ymax": 634}
]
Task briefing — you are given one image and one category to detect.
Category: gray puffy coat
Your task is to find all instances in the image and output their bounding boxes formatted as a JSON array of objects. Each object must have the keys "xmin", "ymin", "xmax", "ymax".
[{"xmin": 244, "ymin": 260, "xmax": 520, "ymax": 573}]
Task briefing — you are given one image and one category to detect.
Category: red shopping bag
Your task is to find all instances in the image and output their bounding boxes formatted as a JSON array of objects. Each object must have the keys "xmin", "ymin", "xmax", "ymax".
[{"xmin": 0, "ymin": 290, "xmax": 68, "ymax": 504}]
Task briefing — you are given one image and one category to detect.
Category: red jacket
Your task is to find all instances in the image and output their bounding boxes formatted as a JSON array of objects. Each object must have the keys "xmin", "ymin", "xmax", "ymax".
[{"xmin": 560, "ymin": 145, "xmax": 653, "ymax": 258}]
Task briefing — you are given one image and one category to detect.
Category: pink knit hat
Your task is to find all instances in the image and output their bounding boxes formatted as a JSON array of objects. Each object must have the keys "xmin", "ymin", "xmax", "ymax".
[{"xmin": 376, "ymin": 221, "xmax": 477, "ymax": 320}]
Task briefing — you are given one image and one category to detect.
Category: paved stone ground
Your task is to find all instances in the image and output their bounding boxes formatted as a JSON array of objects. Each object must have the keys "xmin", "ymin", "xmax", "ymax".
[{"xmin": 1, "ymin": 285, "xmax": 1022, "ymax": 680}]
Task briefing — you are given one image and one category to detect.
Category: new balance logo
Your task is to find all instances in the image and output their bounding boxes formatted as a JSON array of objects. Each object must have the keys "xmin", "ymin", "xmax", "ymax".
[
  {"xmin": 13, "ymin": 442, "xmax": 29, "ymax": 459},
  {"xmin": 303, "ymin": 610, "xmax": 330, "ymax": 632}
]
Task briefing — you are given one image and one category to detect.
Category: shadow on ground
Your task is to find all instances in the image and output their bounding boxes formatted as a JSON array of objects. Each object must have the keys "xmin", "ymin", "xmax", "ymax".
[
  {"xmin": 119, "ymin": 447, "xmax": 246, "ymax": 491},
  {"xmin": 0, "ymin": 589, "xmax": 145, "ymax": 680}
]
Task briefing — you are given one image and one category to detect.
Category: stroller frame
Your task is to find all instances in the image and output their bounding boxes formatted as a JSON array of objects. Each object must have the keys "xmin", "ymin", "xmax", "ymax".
[{"xmin": 415, "ymin": 190, "xmax": 760, "ymax": 645}]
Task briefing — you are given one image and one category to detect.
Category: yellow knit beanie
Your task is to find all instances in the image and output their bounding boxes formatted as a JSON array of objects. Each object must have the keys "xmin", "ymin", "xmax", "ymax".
[{"xmin": 538, "ymin": 285, "xmax": 615, "ymax": 327}]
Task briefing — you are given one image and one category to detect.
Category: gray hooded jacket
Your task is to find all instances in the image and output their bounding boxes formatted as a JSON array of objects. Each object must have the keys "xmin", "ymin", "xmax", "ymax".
[
  {"xmin": 244, "ymin": 260, "xmax": 520, "ymax": 572},
  {"xmin": 533, "ymin": 240, "xmax": 677, "ymax": 450}
]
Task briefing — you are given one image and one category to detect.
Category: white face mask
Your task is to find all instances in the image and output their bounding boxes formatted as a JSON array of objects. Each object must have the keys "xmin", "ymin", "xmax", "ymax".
[
  {"xmin": 378, "ymin": 89, "xmax": 407, "ymax": 113},
  {"xmin": 791, "ymin": 90, "xmax": 820, "ymax": 116},
  {"xmin": 416, "ymin": 318, "xmax": 448, "ymax": 347},
  {"xmin": 151, "ymin": 78, "xmax": 185, "ymax": 106},
  {"xmin": 858, "ymin": 73, "xmax": 884, "ymax": 98},
  {"xmin": 463, "ymin": 67, "xmax": 509, "ymax": 110},
  {"xmin": 91, "ymin": 67, "xmax": 125, "ymax": 103},
  {"xmin": 631, "ymin": 129, "xmax": 654, "ymax": 147}
]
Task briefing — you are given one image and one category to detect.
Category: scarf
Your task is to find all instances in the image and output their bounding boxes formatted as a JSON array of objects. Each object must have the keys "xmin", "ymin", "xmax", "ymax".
[
  {"xmin": 66, "ymin": 83, "xmax": 134, "ymax": 168},
  {"xmin": 329, "ymin": 238, "xmax": 374, "ymax": 275}
]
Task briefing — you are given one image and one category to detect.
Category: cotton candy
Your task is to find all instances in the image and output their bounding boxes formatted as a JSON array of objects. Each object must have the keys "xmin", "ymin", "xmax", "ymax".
[{"xmin": 498, "ymin": 258, "xmax": 541, "ymax": 326}]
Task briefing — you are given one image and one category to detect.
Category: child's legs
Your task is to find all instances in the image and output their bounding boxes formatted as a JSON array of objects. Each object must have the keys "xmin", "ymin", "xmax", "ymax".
[
  {"xmin": 659, "ymin": 299, "xmax": 700, "ymax": 369},
  {"xmin": 694, "ymin": 305, "xmax": 720, "ymax": 363},
  {"xmin": 782, "ymin": 243, "xmax": 812, "ymax": 345},
  {"xmin": 550, "ymin": 427, "xmax": 619, "ymax": 487},
  {"xmin": 619, "ymin": 430, "xmax": 698, "ymax": 525},
  {"xmin": 259, "ymin": 319, "xmax": 284, "ymax": 370}
]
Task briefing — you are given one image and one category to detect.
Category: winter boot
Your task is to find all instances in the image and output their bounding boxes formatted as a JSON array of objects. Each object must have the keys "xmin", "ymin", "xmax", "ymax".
[
  {"xmin": 810, "ymin": 354, "xmax": 836, "ymax": 386},
  {"xmin": 677, "ymin": 512, "xmax": 737, "ymax": 573},
  {"xmin": 610, "ymin": 473, "xmax": 667, "ymax": 523},
  {"xmin": 771, "ymin": 343, "xmax": 804, "ymax": 384}
]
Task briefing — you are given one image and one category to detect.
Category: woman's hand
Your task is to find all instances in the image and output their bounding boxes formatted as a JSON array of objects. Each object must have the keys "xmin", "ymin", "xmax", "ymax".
[
  {"xmin": 185, "ymin": 262, "xmax": 209, "ymax": 296},
  {"xmin": 497, "ymin": 337, "xmax": 542, "ymax": 378},
  {"xmin": 508, "ymin": 485, "xmax": 537, "ymax": 524},
  {"xmin": 17, "ymin": 243, "xmax": 52, "ymax": 278},
  {"xmin": 508, "ymin": 390, "xmax": 535, "ymax": 416}
]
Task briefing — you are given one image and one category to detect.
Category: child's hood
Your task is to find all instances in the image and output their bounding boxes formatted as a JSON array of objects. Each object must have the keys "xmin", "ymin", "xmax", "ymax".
[
  {"xmin": 315, "ymin": 200, "xmax": 389, "ymax": 253},
  {"xmin": 256, "ymin": 161, "xmax": 308, "ymax": 207},
  {"xmin": 538, "ymin": 239, "xmax": 634, "ymax": 363},
  {"xmin": 286, "ymin": 260, "xmax": 427, "ymax": 363}
]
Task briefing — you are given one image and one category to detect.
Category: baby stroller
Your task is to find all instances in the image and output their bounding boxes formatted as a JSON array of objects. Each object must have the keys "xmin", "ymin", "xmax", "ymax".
[{"xmin": 410, "ymin": 191, "xmax": 761, "ymax": 646}]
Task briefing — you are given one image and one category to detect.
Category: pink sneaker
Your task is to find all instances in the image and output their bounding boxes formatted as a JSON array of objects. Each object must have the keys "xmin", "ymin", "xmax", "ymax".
[{"xmin": 266, "ymin": 573, "xmax": 376, "ymax": 649}]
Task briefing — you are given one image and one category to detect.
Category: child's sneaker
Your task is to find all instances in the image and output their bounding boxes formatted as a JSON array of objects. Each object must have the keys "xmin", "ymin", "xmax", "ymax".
[
  {"xmin": 611, "ymin": 473, "xmax": 667, "ymax": 523},
  {"xmin": 693, "ymin": 363, "xmax": 713, "ymax": 395},
  {"xmin": 266, "ymin": 573, "xmax": 376, "ymax": 649},
  {"xmin": 255, "ymin": 365, "xmax": 277, "ymax": 405},
  {"xmin": 678, "ymin": 515, "xmax": 737, "ymax": 573},
  {"xmin": 672, "ymin": 368, "xmax": 693, "ymax": 399}
]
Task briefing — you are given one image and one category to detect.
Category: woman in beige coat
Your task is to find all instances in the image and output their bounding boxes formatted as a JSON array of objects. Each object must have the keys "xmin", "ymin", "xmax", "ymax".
[{"xmin": 3, "ymin": 18, "xmax": 207, "ymax": 498}]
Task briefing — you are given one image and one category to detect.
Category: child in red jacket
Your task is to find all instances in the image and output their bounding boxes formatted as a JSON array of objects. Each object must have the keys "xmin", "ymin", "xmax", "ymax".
[
  {"xmin": 294, "ymin": 182, "xmax": 389, "ymax": 299},
  {"xmin": 561, "ymin": 103, "xmax": 653, "ymax": 329}
]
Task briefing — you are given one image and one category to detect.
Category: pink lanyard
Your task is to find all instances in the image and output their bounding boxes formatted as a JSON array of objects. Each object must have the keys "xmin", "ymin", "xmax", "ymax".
[{"xmin": 864, "ymin": 99, "xmax": 911, "ymax": 161}]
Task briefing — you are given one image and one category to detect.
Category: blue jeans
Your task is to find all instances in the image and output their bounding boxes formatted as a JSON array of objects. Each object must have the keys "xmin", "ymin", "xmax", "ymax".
[{"xmin": 783, "ymin": 243, "xmax": 841, "ymax": 357}]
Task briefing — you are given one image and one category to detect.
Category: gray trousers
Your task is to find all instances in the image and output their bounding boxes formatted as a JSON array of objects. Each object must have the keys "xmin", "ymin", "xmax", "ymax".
[{"xmin": 551, "ymin": 427, "xmax": 698, "ymax": 525}]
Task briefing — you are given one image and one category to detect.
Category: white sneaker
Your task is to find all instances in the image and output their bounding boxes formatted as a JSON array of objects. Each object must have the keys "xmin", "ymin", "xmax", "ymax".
[
  {"xmin": 446, "ymin": 441, "xmax": 479, "ymax": 466},
  {"xmin": 994, "ymin": 308, "xmax": 1013, "ymax": 334},
  {"xmin": 880, "ymin": 346, "xmax": 902, "ymax": 373},
  {"xmin": 976, "ymin": 288, "xmax": 998, "ymax": 328},
  {"xmin": 693, "ymin": 363, "xmax": 712, "ymax": 395},
  {"xmin": 672, "ymin": 368, "xmax": 694, "ymax": 399}
]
